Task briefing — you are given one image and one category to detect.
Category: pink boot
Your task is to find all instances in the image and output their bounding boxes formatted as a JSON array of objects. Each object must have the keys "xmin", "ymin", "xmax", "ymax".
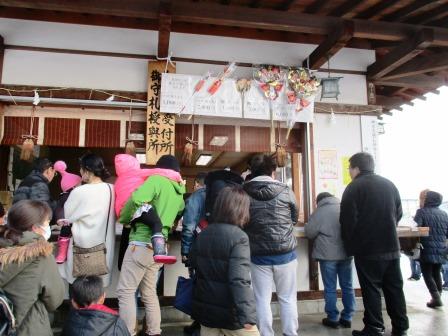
[{"xmin": 55, "ymin": 236, "xmax": 70, "ymax": 264}]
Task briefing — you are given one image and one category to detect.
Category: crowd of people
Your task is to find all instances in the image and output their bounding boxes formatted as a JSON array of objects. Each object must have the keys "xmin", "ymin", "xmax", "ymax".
[{"xmin": 0, "ymin": 151, "xmax": 447, "ymax": 336}]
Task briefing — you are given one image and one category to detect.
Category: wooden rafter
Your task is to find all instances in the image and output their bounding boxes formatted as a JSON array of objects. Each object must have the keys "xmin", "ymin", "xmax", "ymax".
[
  {"xmin": 303, "ymin": 21, "xmax": 354, "ymax": 69},
  {"xmin": 220, "ymin": 0, "xmax": 231, "ymax": 5},
  {"xmin": 382, "ymin": 0, "xmax": 437, "ymax": 21},
  {"xmin": 367, "ymin": 29, "xmax": 434, "ymax": 79},
  {"xmin": 374, "ymin": 73, "xmax": 447, "ymax": 89},
  {"xmin": 404, "ymin": 4, "xmax": 448, "ymax": 25},
  {"xmin": 380, "ymin": 52, "xmax": 448, "ymax": 80},
  {"xmin": 354, "ymin": 0, "xmax": 401, "ymax": 20},
  {"xmin": 304, "ymin": 0, "xmax": 327, "ymax": 14},
  {"xmin": 2, "ymin": 1, "xmax": 448, "ymax": 46},
  {"xmin": 277, "ymin": 0, "xmax": 296, "ymax": 11},
  {"xmin": 427, "ymin": 16, "xmax": 448, "ymax": 27},
  {"xmin": 249, "ymin": 0, "xmax": 262, "ymax": 8},
  {"xmin": 157, "ymin": 0, "xmax": 171, "ymax": 59},
  {"xmin": 329, "ymin": 0, "xmax": 367, "ymax": 17}
]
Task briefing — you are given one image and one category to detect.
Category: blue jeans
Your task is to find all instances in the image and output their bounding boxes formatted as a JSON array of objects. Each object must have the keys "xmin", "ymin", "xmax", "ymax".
[
  {"xmin": 409, "ymin": 258, "xmax": 421, "ymax": 279},
  {"xmin": 442, "ymin": 263, "xmax": 448, "ymax": 286},
  {"xmin": 320, "ymin": 259, "xmax": 356, "ymax": 322}
]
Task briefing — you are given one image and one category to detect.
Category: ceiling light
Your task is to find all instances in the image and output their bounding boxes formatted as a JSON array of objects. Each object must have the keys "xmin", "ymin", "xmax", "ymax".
[
  {"xmin": 209, "ymin": 136, "xmax": 228, "ymax": 146},
  {"xmin": 196, "ymin": 154, "xmax": 213, "ymax": 166}
]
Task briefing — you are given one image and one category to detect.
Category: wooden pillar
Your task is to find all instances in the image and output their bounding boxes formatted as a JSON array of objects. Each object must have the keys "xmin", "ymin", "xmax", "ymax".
[{"xmin": 0, "ymin": 35, "xmax": 4, "ymax": 84}]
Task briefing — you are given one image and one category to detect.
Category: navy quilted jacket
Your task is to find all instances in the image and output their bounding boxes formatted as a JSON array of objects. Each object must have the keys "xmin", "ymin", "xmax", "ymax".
[{"xmin": 414, "ymin": 191, "xmax": 448, "ymax": 264}]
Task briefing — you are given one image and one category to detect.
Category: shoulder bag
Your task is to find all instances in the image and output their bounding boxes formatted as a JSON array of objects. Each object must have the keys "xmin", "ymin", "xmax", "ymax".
[{"xmin": 72, "ymin": 184, "xmax": 112, "ymax": 277}]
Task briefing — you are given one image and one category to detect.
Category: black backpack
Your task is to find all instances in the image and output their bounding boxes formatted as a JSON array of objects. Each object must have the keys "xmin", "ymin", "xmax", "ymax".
[
  {"xmin": 204, "ymin": 170, "xmax": 244, "ymax": 220},
  {"xmin": 0, "ymin": 289, "xmax": 16, "ymax": 336}
]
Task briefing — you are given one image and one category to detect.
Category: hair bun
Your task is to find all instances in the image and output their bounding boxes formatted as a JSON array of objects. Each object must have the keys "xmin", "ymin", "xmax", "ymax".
[{"xmin": 54, "ymin": 160, "xmax": 67, "ymax": 173}]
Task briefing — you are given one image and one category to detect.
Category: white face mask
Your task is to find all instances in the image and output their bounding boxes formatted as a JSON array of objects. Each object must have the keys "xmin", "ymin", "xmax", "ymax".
[{"xmin": 41, "ymin": 225, "xmax": 51, "ymax": 241}]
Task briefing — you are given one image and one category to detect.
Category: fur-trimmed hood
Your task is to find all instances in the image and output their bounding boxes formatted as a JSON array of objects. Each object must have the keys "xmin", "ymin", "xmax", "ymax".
[{"xmin": 0, "ymin": 231, "xmax": 53, "ymax": 269}]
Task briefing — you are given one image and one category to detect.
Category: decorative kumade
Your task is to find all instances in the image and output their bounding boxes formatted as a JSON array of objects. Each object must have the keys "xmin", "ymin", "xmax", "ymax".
[
  {"xmin": 236, "ymin": 78, "xmax": 251, "ymax": 118},
  {"xmin": 178, "ymin": 72, "xmax": 211, "ymax": 116},
  {"xmin": 287, "ymin": 68, "xmax": 320, "ymax": 111},
  {"xmin": 253, "ymin": 65, "xmax": 285, "ymax": 101},
  {"xmin": 207, "ymin": 62, "xmax": 237, "ymax": 95}
]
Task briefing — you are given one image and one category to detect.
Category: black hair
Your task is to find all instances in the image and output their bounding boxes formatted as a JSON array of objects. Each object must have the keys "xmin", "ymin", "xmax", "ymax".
[
  {"xmin": 79, "ymin": 153, "xmax": 111, "ymax": 180},
  {"xmin": 0, "ymin": 203, "xmax": 5, "ymax": 218},
  {"xmin": 349, "ymin": 152, "xmax": 375, "ymax": 173},
  {"xmin": 212, "ymin": 186, "xmax": 250, "ymax": 228},
  {"xmin": 155, "ymin": 155, "xmax": 180, "ymax": 173},
  {"xmin": 72, "ymin": 276, "xmax": 104, "ymax": 307},
  {"xmin": 195, "ymin": 172, "xmax": 207, "ymax": 186},
  {"xmin": 0, "ymin": 200, "xmax": 51, "ymax": 244},
  {"xmin": 33, "ymin": 158, "xmax": 53, "ymax": 173},
  {"xmin": 250, "ymin": 154, "xmax": 277, "ymax": 178},
  {"xmin": 316, "ymin": 192, "xmax": 333, "ymax": 204}
]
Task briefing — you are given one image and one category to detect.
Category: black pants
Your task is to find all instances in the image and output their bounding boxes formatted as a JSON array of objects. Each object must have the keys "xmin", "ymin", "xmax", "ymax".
[
  {"xmin": 355, "ymin": 257, "xmax": 409, "ymax": 334},
  {"xmin": 420, "ymin": 262, "xmax": 443, "ymax": 294}
]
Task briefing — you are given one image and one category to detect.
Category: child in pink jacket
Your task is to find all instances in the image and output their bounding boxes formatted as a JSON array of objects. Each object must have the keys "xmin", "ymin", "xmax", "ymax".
[{"xmin": 115, "ymin": 154, "xmax": 183, "ymax": 264}]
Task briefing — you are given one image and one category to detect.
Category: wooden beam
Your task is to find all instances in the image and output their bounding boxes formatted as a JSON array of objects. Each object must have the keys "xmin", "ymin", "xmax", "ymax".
[
  {"xmin": 0, "ymin": 35, "xmax": 4, "ymax": 84},
  {"xmin": 157, "ymin": 0, "xmax": 171, "ymax": 58},
  {"xmin": 404, "ymin": 4, "xmax": 448, "ymax": 25},
  {"xmin": 276, "ymin": 0, "xmax": 296, "ymax": 11},
  {"xmin": 380, "ymin": 52, "xmax": 448, "ymax": 80},
  {"xmin": 374, "ymin": 73, "xmax": 447, "ymax": 89},
  {"xmin": 303, "ymin": 21, "xmax": 354, "ymax": 69},
  {"xmin": 329, "ymin": 0, "xmax": 367, "ymax": 17},
  {"xmin": 376, "ymin": 94, "xmax": 410, "ymax": 108},
  {"xmin": 304, "ymin": 0, "xmax": 327, "ymax": 14},
  {"xmin": 427, "ymin": 16, "xmax": 448, "ymax": 27},
  {"xmin": 383, "ymin": 0, "xmax": 437, "ymax": 21},
  {"xmin": 2, "ymin": 1, "xmax": 448, "ymax": 46},
  {"xmin": 354, "ymin": 0, "xmax": 401, "ymax": 20},
  {"xmin": 367, "ymin": 29, "xmax": 434, "ymax": 79},
  {"xmin": 249, "ymin": 0, "xmax": 262, "ymax": 8}
]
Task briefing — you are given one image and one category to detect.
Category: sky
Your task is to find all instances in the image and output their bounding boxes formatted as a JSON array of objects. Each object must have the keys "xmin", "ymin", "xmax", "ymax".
[{"xmin": 378, "ymin": 85, "xmax": 448, "ymax": 202}]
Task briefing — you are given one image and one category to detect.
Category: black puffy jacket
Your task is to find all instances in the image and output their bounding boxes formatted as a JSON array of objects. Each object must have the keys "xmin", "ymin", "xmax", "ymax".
[
  {"xmin": 243, "ymin": 177, "xmax": 298, "ymax": 256},
  {"xmin": 190, "ymin": 223, "xmax": 257, "ymax": 330},
  {"xmin": 62, "ymin": 307, "xmax": 130, "ymax": 336},
  {"xmin": 415, "ymin": 191, "xmax": 448, "ymax": 264},
  {"xmin": 340, "ymin": 172, "xmax": 402, "ymax": 257},
  {"xmin": 13, "ymin": 171, "xmax": 56, "ymax": 212}
]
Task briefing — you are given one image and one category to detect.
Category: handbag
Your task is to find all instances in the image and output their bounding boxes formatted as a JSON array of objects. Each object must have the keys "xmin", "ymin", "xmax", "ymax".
[
  {"xmin": 72, "ymin": 184, "xmax": 112, "ymax": 277},
  {"xmin": 174, "ymin": 275, "xmax": 194, "ymax": 316}
]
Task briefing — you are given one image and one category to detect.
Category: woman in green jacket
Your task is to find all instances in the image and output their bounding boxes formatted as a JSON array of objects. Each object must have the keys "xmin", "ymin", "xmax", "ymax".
[{"xmin": 0, "ymin": 200, "xmax": 65, "ymax": 336}]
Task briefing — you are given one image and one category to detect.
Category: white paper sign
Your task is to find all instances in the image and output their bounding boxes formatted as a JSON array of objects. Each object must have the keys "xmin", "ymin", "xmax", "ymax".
[{"xmin": 160, "ymin": 73, "xmax": 314, "ymax": 123}]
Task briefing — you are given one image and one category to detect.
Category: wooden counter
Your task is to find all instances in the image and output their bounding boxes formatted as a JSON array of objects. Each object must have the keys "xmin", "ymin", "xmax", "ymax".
[{"xmin": 294, "ymin": 226, "xmax": 430, "ymax": 238}]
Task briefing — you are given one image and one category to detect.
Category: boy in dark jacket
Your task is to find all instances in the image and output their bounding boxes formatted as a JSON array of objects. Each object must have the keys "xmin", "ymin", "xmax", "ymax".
[
  {"xmin": 63, "ymin": 276, "xmax": 130, "ymax": 336},
  {"xmin": 340, "ymin": 152, "xmax": 408, "ymax": 336}
]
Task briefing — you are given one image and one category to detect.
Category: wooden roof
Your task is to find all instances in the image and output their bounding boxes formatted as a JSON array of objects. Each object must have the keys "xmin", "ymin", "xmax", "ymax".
[{"xmin": 1, "ymin": 0, "xmax": 448, "ymax": 113}]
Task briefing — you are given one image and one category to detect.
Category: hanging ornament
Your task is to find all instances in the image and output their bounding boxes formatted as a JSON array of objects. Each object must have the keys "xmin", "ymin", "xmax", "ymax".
[
  {"xmin": 124, "ymin": 103, "xmax": 136, "ymax": 156},
  {"xmin": 182, "ymin": 116, "xmax": 198, "ymax": 166},
  {"xmin": 320, "ymin": 56, "xmax": 342, "ymax": 100},
  {"xmin": 274, "ymin": 143, "xmax": 287, "ymax": 168},
  {"xmin": 179, "ymin": 72, "xmax": 211, "ymax": 116},
  {"xmin": 236, "ymin": 78, "xmax": 251, "ymax": 118},
  {"xmin": 207, "ymin": 62, "xmax": 237, "ymax": 96},
  {"xmin": 20, "ymin": 106, "xmax": 37, "ymax": 161},
  {"xmin": 287, "ymin": 68, "xmax": 320, "ymax": 111},
  {"xmin": 253, "ymin": 65, "xmax": 285, "ymax": 101},
  {"xmin": 33, "ymin": 90, "xmax": 40, "ymax": 106}
]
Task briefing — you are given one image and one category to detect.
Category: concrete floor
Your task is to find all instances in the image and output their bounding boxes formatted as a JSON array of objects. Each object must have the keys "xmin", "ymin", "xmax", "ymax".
[{"xmin": 159, "ymin": 256, "xmax": 447, "ymax": 336}]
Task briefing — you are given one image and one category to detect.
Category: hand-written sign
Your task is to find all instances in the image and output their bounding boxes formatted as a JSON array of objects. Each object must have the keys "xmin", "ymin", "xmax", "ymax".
[{"xmin": 146, "ymin": 61, "xmax": 176, "ymax": 165}]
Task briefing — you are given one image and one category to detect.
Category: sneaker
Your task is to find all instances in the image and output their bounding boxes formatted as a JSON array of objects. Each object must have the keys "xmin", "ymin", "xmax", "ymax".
[
  {"xmin": 352, "ymin": 328, "xmax": 385, "ymax": 336},
  {"xmin": 339, "ymin": 319, "xmax": 352, "ymax": 328},
  {"xmin": 407, "ymin": 276, "xmax": 420, "ymax": 281},
  {"xmin": 322, "ymin": 318, "xmax": 339, "ymax": 329}
]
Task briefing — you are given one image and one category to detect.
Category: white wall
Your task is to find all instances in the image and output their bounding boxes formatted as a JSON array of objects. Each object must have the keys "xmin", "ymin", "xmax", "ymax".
[{"xmin": 0, "ymin": 18, "xmax": 372, "ymax": 105}]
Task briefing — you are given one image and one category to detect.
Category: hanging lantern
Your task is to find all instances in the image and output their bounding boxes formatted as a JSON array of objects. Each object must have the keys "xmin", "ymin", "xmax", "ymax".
[
  {"xmin": 320, "ymin": 56, "xmax": 343, "ymax": 100},
  {"xmin": 320, "ymin": 77, "xmax": 343, "ymax": 100}
]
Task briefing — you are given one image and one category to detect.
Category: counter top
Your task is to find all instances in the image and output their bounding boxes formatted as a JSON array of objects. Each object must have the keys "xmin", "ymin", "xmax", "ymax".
[{"xmin": 294, "ymin": 226, "xmax": 430, "ymax": 238}]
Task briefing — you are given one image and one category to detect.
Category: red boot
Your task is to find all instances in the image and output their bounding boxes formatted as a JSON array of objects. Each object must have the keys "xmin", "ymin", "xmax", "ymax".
[
  {"xmin": 152, "ymin": 234, "xmax": 177, "ymax": 264},
  {"xmin": 55, "ymin": 236, "xmax": 70, "ymax": 264}
]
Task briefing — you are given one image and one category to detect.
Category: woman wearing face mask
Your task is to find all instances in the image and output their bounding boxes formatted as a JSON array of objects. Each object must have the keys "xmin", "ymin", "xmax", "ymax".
[
  {"xmin": 58, "ymin": 153, "xmax": 116, "ymax": 287},
  {"xmin": 0, "ymin": 200, "xmax": 65, "ymax": 336}
]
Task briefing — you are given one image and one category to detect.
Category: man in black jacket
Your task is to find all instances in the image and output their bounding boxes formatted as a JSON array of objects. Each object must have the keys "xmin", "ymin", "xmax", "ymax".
[
  {"xmin": 13, "ymin": 158, "xmax": 57, "ymax": 214},
  {"xmin": 340, "ymin": 152, "xmax": 409, "ymax": 336}
]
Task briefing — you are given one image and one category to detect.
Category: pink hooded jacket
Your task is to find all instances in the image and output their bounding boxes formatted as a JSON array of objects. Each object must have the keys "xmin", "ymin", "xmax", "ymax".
[{"xmin": 114, "ymin": 154, "xmax": 183, "ymax": 217}]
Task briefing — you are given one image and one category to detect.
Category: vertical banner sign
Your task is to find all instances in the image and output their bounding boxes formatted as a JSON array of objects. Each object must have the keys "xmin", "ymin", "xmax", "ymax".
[{"xmin": 146, "ymin": 61, "xmax": 176, "ymax": 165}]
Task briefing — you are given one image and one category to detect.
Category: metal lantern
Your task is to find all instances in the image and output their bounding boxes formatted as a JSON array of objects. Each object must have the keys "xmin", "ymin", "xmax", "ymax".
[{"xmin": 320, "ymin": 76, "xmax": 342, "ymax": 100}]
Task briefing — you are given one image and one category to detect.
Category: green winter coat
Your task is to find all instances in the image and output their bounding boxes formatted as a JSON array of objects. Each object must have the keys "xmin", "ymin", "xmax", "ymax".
[
  {"xmin": 120, "ymin": 175, "xmax": 186, "ymax": 243},
  {"xmin": 0, "ymin": 231, "xmax": 65, "ymax": 336}
]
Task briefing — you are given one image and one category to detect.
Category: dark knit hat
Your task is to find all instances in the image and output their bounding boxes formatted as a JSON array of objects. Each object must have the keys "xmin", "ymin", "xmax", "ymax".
[{"xmin": 155, "ymin": 155, "xmax": 180, "ymax": 172}]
